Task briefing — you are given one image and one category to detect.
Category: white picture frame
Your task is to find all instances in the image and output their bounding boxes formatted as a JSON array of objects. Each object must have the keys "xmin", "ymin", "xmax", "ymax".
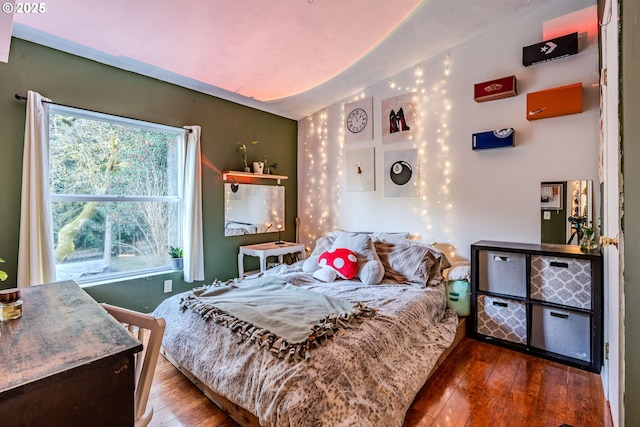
[
  {"xmin": 346, "ymin": 147, "xmax": 375, "ymax": 192},
  {"xmin": 384, "ymin": 148, "xmax": 419, "ymax": 197}
]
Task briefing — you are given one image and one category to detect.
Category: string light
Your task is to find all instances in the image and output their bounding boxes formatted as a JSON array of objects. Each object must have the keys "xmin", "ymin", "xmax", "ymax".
[{"xmin": 300, "ymin": 54, "xmax": 454, "ymax": 256}]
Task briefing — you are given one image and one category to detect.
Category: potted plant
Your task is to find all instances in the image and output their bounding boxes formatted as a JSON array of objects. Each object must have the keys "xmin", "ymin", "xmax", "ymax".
[
  {"xmin": 236, "ymin": 140, "xmax": 258, "ymax": 172},
  {"xmin": 580, "ymin": 221, "xmax": 598, "ymax": 251},
  {"xmin": 168, "ymin": 246, "xmax": 183, "ymax": 271},
  {"xmin": 269, "ymin": 161, "xmax": 278, "ymax": 175},
  {"xmin": 0, "ymin": 257, "xmax": 7, "ymax": 282}
]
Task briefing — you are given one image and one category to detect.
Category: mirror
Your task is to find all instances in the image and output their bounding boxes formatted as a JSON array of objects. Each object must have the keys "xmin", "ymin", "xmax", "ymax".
[
  {"xmin": 540, "ymin": 180, "xmax": 593, "ymax": 245},
  {"xmin": 225, "ymin": 183, "xmax": 285, "ymax": 236}
]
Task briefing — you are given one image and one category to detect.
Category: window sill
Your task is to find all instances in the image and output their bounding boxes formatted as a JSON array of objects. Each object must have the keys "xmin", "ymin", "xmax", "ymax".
[{"xmin": 78, "ymin": 268, "xmax": 177, "ymax": 288}]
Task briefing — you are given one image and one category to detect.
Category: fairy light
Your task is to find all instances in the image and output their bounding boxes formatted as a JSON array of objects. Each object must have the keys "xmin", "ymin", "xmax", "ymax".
[{"xmin": 300, "ymin": 53, "xmax": 455, "ymax": 256}]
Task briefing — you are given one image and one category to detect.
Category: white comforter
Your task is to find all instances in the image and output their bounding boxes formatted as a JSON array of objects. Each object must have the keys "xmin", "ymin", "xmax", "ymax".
[{"xmin": 153, "ymin": 264, "xmax": 458, "ymax": 427}]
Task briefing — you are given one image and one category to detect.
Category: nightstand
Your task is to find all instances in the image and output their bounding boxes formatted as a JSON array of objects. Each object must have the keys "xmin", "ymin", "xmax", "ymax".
[{"xmin": 238, "ymin": 241, "xmax": 306, "ymax": 277}]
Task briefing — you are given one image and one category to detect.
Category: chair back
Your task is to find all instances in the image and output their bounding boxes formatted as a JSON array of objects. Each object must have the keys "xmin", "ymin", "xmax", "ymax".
[{"xmin": 101, "ymin": 303, "xmax": 166, "ymax": 427}]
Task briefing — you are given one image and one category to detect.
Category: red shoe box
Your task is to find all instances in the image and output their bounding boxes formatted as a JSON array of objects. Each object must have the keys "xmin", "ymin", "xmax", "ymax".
[{"xmin": 474, "ymin": 75, "xmax": 517, "ymax": 102}]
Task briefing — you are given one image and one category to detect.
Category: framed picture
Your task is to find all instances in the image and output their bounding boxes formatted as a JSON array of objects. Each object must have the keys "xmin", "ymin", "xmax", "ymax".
[
  {"xmin": 384, "ymin": 148, "xmax": 419, "ymax": 197},
  {"xmin": 381, "ymin": 92, "xmax": 417, "ymax": 144},
  {"xmin": 541, "ymin": 183, "xmax": 563, "ymax": 210},
  {"xmin": 344, "ymin": 97, "xmax": 373, "ymax": 144},
  {"xmin": 346, "ymin": 147, "xmax": 375, "ymax": 192}
]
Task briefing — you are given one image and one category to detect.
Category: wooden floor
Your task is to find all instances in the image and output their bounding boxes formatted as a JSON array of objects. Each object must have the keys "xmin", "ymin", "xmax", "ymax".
[{"xmin": 147, "ymin": 337, "xmax": 612, "ymax": 427}]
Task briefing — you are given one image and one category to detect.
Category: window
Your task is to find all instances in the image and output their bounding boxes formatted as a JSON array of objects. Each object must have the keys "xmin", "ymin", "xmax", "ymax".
[{"xmin": 48, "ymin": 105, "xmax": 184, "ymax": 283}]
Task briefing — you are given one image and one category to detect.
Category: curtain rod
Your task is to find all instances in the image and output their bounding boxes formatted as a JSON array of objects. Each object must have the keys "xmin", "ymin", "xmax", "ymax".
[{"xmin": 14, "ymin": 94, "xmax": 192, "ymax": 133}]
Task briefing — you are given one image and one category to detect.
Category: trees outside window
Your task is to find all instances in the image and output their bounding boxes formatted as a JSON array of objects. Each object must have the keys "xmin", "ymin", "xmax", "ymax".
[{"xmin": 49, "ymin": 105, "xmax": 183, "ymax": 283}]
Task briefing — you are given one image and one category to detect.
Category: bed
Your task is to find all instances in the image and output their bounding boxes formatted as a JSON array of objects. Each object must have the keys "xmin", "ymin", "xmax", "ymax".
[{"xmin": 153, "ymin": 232, "xmax": 464, "ymax": 426}]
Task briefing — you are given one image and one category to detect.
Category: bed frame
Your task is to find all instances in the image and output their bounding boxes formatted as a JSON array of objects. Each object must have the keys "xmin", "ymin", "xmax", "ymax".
[{"xmin": 160, "ymin": 316, "xmax": 467, "ymax": 427}]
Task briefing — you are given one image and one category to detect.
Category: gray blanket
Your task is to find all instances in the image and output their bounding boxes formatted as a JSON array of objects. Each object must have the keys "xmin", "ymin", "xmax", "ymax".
[
  {"xmin": 180, "ymin": 277, "xmax": 375, "ymax": 361},
  {"xmin": 154, "ymin": 265, "xmax": 459, "ymax": 427}
]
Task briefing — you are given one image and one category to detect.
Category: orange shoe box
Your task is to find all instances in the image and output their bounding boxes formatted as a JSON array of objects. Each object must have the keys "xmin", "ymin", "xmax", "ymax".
[{"xmin": 526, "ymin": 83, "xmax": 582, "ymax": 121}]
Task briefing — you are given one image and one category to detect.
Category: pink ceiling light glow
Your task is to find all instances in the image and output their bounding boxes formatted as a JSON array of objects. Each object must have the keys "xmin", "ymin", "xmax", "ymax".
[{"xmin": 14, "ymin": 0, "xmax": 422, "ymax": 101}]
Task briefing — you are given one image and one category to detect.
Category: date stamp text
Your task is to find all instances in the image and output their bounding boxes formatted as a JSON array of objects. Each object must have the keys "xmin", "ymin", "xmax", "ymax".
[{"xmin": 3, "ymin": 3, "xmax": 47, "ymax": 14}]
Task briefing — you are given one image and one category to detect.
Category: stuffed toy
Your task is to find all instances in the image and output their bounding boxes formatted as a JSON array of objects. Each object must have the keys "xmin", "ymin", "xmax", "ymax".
[
  {"xmin": 312, "ymin": 248, "xmax": 358, "ymax": 282},
  {"xmin": 307, "ymin": 233, "xmax": 385, "ymax": 285}
]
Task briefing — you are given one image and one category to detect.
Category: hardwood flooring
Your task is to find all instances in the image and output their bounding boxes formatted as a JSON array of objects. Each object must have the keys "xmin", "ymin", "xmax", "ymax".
[{"xmin": 148, "ymin": 337, "xmax": 612, "ymax": 427}]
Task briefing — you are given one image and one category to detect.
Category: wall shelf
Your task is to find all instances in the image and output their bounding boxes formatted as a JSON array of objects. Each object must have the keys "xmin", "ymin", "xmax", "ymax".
[{"xmin": 223, "ymin": 170, "xmax": 288, "ymax": 184}]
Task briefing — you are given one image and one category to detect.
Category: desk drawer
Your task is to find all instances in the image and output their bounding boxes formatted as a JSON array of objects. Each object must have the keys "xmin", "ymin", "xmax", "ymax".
[
  {"xmin": 530, "ymin": 256, "xmax": 591, "ymax": 309},
  {"xmin": 476, "ymin": 295, "xmax": 526, "ymax": 344}
]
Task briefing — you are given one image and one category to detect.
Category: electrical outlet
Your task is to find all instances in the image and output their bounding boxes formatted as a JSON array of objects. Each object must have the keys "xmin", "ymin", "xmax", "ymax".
[{"xmin": 164, "ymin": 279, "xmax": 172, "ymax": 293}]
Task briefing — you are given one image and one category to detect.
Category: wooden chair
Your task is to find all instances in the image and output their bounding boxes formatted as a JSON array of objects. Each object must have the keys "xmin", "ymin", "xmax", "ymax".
[{"xmin": 101, "ymin": 303, "xmax": 166, "ymax": 427}]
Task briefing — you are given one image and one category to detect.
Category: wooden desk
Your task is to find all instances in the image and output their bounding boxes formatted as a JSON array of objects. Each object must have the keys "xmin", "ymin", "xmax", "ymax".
[
  {"xmin": 0, "ymin": 281, "xmax": 142, "ymax": 426},
  {"xmin": 238, "ymin": 241, "xmax": 306, "ymax": 277}
]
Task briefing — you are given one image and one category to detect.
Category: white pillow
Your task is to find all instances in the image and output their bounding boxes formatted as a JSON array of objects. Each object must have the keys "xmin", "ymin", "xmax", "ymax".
[
  {"xmin": 444, "ymin": 261, "xmax": 470, "ymax": 281},
  {"xmin": 303, "ymin": 231, "xmax": 344, "ymax": 272},
  {"xmin": 302, "ymin": 255, "xmax": 321, "ymax": 273}
]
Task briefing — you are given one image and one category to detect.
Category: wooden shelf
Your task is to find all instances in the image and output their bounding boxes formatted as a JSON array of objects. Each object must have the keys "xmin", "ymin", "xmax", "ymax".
[{"xmin": 223, "ymin": 171, "xmax": 288, "ymax": 184}]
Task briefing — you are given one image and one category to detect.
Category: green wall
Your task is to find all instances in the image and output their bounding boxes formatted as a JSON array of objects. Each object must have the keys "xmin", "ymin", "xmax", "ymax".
[
  {"xmin": 622, "ymin": 0, "xmax": 640, "ymax": 424},
  {"xmin": 0, "ymin": 39, "xmax": 297, "ymax": 312},
  {"xmin": 540, "ymin": 181, "xmax": 568, "ymax": 245}
]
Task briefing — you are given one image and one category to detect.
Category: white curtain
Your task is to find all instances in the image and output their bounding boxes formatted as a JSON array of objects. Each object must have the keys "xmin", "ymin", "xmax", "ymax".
[
  {"xmin": 17, "ymin": 90, "xmax": 56, "ymax": 287},
  {"xmin": 182, "ymin": 126, "xmax": 205, "ymax": 282}
]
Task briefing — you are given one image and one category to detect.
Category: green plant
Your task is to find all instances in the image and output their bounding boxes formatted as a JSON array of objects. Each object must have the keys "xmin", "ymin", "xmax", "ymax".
[
  {"xmin": 581, "ymin": 217, "xmax": 601, "ymax": 239},
  {"xmin": 581, "ymin": 223, "xmax": 596, "ymax": 240},
  {"xmin": 168, "ymin": 246, "xmax": 183, "ymax": 259},
  {"xmin": 269, "ymin": 161, "xmax": 278, "ymax": 172},
  {"xmin": 0, "ymin": 257, "xmax": 6, "ymax": 282},
  {"xmin": 236, "ymin": 140, "xmax": 258, "ymax": 169}
]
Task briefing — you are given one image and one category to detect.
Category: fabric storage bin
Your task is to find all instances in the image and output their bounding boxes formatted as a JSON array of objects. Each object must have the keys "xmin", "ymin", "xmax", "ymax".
[
  {"xmin": 446, "ymin": 280, "xmax": 470, "ymax": 316},
  {"xmin": 530, "ymin": 256, "xmax": 592, "ymax": 309},
  {"xmin": 478, "ymin": 251, "xmax": 527, "ymax": 297},
  {"xmin": 530, "ymin": 304, "xmax": 591, "ymax": 362},
  {"xmin": 476, "ymin": 295, "xmax": 526, "ymax": 344}
]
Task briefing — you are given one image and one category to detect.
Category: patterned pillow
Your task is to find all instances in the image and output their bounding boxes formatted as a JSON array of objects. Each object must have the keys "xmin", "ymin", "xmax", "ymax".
[
  {"xmin": 370, "ymin": 232, "xmax": 410, "ymax": 243},
  {"xmin": 375, "ymin": 240, "xmax": 451, "ymax": 286}
]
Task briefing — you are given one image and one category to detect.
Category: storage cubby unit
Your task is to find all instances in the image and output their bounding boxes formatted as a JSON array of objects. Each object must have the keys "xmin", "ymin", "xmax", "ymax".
[{"xmin": 470, "ymin": 240, "xmax": 603, "ymax": 372}]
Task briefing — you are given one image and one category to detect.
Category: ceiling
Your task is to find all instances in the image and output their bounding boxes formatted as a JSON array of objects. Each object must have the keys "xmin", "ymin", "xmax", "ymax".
[{"xmin": 11, "ymin": 0, "xmax": 564, "ymax": 119}]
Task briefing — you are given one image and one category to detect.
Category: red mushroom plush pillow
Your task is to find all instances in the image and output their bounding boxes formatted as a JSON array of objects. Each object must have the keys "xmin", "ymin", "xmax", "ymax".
[{"xmin": 313, "ymin": 248, "xmax": 358, "ymax": 282}]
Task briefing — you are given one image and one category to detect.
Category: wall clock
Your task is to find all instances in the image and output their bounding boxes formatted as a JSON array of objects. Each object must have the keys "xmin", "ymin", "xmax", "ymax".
[
  {"xmin": 344, "ymin": 97, "xmax": 373, "ymax": 143},
  {"xmin": 347, "ymin": 108, "xmax": 368, "ymax": 134}
]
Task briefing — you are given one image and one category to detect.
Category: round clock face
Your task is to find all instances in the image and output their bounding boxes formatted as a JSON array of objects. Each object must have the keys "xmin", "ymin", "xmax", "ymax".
[{"xmin": 346, "ymin": 108, "xmax": 368, "ymax": 134}]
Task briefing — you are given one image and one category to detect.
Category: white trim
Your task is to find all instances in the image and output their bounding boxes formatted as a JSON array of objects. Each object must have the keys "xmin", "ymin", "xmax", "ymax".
[
  {"xmin": 49, "ymin": 103, "xmax": 186, "ymax": 135},
  {"xmin": 50, "ymin": 194, "xmax": 180, "ymax": 203},
  {"xmin": 78, "ymin": 267, "xmax": 175, "ymax": 287}
]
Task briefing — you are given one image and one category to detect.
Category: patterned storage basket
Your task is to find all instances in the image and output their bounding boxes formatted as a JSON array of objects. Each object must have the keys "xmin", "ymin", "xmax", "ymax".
[
  {"xmin": 476, "ymin": 294, "xmax": 526, "ymax": 344},
  {"xmin": 530, "ymin": 256, "xmax": 591, "ymax": 309}
]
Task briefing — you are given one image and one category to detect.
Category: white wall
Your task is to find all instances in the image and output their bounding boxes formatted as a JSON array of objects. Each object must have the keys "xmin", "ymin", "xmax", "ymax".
[{"xmin": 298, "ymin": 1, "xmax": 599, "ymax": 261}]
